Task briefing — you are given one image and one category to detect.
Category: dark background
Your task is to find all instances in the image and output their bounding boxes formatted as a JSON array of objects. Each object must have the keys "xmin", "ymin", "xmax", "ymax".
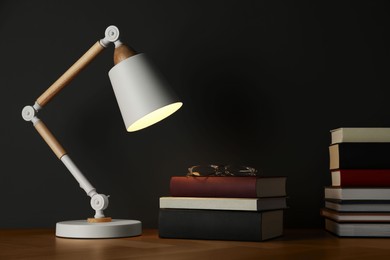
[{"xmin": 1, "ymin": 0, "xmax": 390, "ymax": 229}]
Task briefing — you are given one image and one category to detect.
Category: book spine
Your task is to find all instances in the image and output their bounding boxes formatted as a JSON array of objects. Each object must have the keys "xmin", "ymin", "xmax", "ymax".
[
  {"xmin": 334, "ymin": 170, "xmax": 390, "ymax": 187},
  {"xmin": 330, "ymin": 143, "xmax": 390, "ymax": 169},
  {"xmin": 325, "ymin": 219, "xmax": 390, "ymax": 237},
  {"xmin": 158, "ymin": 209, "xmax": 282, "ymax": 241},
  {"xmin": 325, "ymin": 187, "xmax": 390, "ymax": 200},
  {"xmin": 170, "ymin": 176, "xmax": 257, "ymax": 198},
  {"xmin": 331, "ymin": 128, "xmax": 390, "ymax": 144},
  {"xmin": 159, "ymin": 197, "xmax": 288, "ymax": 211}
]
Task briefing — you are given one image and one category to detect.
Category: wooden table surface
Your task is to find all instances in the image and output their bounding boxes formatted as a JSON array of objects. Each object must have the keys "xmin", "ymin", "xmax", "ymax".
[{"xmin": 0, "ymin": 229, "xmax": 389, "ymax": 259}]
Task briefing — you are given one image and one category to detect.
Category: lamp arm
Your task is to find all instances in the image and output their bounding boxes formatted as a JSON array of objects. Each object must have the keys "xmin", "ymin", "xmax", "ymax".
[
  {"xmin": 36, "ymin": 25, "xmax": 121, "ymax": 107},
  {"xmin": 31, "ymin": 117, "xmax": 98, "ymax": 195},
  {"xmin": 36, "ymin": 42, "xmax": 105, "ymax": 107},
  {"xmin": 22, "ymin": 110, "xmax": 109, "ymax": 218},
  {"xmin": 21, "ymin": 26, "xmax": 122, "ymax": 219}
]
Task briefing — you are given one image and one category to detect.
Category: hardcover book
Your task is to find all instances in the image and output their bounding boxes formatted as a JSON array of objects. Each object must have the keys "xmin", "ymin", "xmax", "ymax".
[
  {"xmin": 331, "ymin": 169, "xmax": 390, "ymax": 187},
  {"xmin": 325, "ymin": 219, "xmax": 390, "ymax": 237},
  {"xmin": 325, "ymin": 200, "xmax": 390, "ymax": 212},
  {"xmin": 170, "ymin": 176, "xmax": 286, "ymax": 198},
  {"xmin": 321, "ymin": 208, "xmax": 390, "ymax": 222},
  {"xmin": 159, "ymin": 197, "xmax": 287, "ymax": 211},
  {"xmin": 331, "ymin": 128, "xmax": 390, "ymax": 144},
  {"xmin": 159, "ymin": 209, "xmax": 283, "ymax": 242},
  {"xmin": 329, "ymin": 143, "xmax": 390, "ymax": 170},
  {"xmin": 325, "ymin": 187, "xmax": 390, "ymax": 200}
]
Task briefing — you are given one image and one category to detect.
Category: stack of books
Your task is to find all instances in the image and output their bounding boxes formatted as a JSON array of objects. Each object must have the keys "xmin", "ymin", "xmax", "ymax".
[
  {"xmin": 158, "ymin": 175, "xmax": 287, "ymax": 241},
  {"xmin": 322, "ymin": 127, "xmax": 390, "ymax": 237}
]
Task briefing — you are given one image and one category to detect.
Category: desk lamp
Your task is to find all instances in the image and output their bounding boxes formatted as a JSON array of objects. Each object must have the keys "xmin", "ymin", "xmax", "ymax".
[{"xmin": 21, "ymin": 25, "xmax": 183, "ymax": 238}]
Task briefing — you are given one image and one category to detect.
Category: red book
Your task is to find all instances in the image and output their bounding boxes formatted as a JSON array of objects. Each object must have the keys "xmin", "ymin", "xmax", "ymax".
[
  {"xmin": 331, "ymin": 169, "xmax": 390, "ymax": 187},
  {"xmin": 170, "ymin": 176, "xmax": 286, "ymax": 198}
]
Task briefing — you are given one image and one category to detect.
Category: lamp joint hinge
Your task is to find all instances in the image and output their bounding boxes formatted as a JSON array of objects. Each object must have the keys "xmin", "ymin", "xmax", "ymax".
[
  {"xmin": 21, "ymin": 103, "xmax": 41, "ymax": 124},
  {"xmin": 100, "ymin": 25, "xmax": 121, "ymax": 48}
]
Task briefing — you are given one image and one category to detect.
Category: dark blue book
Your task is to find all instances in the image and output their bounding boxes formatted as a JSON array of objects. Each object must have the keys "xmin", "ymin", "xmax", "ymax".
[
  {"xmin": 159, "ymin": 209, "xmax": 283, "ymax": 242},
  {"xmin": 329, "ymin": 143, "xmax": 390, "ymax": 170}
]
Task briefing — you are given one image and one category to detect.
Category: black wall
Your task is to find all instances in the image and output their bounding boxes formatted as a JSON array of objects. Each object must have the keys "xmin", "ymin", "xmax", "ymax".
[{"xmin": 1, "ymin": 0, "xmax": 390, "ymax": 228}]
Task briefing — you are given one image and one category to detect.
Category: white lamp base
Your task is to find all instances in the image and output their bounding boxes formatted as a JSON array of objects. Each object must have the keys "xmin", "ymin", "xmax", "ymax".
[{"xmin": 56, "ymin": 219, "xmax": 142, "ymax": 238}]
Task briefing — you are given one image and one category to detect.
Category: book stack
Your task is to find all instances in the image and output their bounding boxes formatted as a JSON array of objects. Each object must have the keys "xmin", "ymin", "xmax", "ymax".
[
  {"xmin": 158, "ymin": 175, "xmax": 287, "ymax": 241},
  {"xmin": 322, "ymin": 127, "xmax": 390, "ymax": 237}
]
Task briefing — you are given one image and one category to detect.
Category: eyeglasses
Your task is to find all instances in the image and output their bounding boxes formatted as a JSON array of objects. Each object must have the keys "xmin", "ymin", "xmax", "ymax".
[{"xmin": 187, "ymin": 165, "xmax": 258, "ymax": 177}]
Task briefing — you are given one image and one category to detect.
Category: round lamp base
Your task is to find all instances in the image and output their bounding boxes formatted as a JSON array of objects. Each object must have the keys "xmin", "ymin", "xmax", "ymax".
[{"xmin": 56, "ymin": 219, "xmax": 142, "ymax": 238}]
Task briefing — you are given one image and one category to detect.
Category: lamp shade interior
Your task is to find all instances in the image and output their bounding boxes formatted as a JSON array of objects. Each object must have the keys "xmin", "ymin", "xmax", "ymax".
[
  {"xmin": 127, "ymin": 102, "xmax": 182, "ymax": 132},
  {"xmin": 108, "ymin": 53, "xmax": 182, "ymax": 132}
]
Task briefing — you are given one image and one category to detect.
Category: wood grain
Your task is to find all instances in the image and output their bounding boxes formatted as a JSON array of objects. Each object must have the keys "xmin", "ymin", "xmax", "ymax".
[
  {"xmin": 113, "ymin": 44, "xmax": 136, "ymax": 65},
  {"xmin": 1, "ymin": 229, "xmax": 390, "ymax": 260},
  {"xmin": 34, "ymin": 120, "xmax": 66, "ymax": 159},
  {"xmin": 87, "ymin": 217, "xmax": 112, "ymax": 223},
  {"xmin": 36, "ymin": 41, "xmax": 105, "ymax": 107}
]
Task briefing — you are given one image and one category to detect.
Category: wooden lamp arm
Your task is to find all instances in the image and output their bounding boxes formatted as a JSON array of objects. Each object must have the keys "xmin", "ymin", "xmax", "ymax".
[
  {"xmin": 33, "ymin": 119, "xmax": 66, "ymax": 159},
  {"xmin": 35, "ymin": 25, "xmax": 135, "ymax": 108},
  {"xmin": 36, "ymin": 41, "xmax": 105, "ymax": 107}
]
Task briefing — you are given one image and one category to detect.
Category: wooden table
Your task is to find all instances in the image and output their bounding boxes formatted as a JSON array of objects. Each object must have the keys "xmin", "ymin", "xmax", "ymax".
[{"xmin": 0, "ymin": 229, "xmax": 389, "ymax": 259}]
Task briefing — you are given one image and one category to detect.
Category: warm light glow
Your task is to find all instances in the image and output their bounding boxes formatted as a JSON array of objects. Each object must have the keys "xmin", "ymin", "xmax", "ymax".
[{"xmin": 127, "ymin": 102, "xmax": 183, "ymax": 132}]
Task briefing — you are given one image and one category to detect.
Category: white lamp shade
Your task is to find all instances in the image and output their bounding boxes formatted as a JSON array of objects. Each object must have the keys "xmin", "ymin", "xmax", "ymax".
[{"xmin": 108, "ymin": 53, "xmax": 182, "ymax": 132}]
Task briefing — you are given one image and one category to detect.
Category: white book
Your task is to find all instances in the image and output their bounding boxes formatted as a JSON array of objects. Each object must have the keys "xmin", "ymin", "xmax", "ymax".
[
  {"xmin": 325, "ymin": 219, "xmax": 390, "ymax": 237},
  {"xmin": 325, "ymin": 187, "xmax": 390, "ymax": 200},
  {"xmin": 325, "ymin": 201, "xmax": 390, "ymax": 212},
  {"xmin": 331, "ymin": 128, "xmax": 390, "ymax": 144},
  {"xmin": 159, "ymin": 197, "xmax": 287, "ymax": 211},
  {"xmin": 321, "ymin": 208, "xmax": 390, "ymax": 222}
]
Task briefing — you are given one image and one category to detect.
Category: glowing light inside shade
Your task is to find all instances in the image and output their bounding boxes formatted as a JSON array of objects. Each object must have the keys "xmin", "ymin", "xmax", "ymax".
[{"xmin": 127, "ymin": 102, "xmax": 183, "ymax": 132}]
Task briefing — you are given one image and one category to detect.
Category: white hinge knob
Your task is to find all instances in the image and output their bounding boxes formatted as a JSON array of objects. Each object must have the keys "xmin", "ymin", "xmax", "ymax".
[
  {"xmin": 90, "ymin": 194, "xmax": 109, "ymax": 211},
  {"xmin": 100, "ymin": 25, "xmax": 121, "ymax": 48},
  {"xmin": 22, "ymin": 106, "xmax": 36, "ymax": 121},
  {"xmin": 105, "ymin": 26, "xmax": 120, "ymax": 42}
]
